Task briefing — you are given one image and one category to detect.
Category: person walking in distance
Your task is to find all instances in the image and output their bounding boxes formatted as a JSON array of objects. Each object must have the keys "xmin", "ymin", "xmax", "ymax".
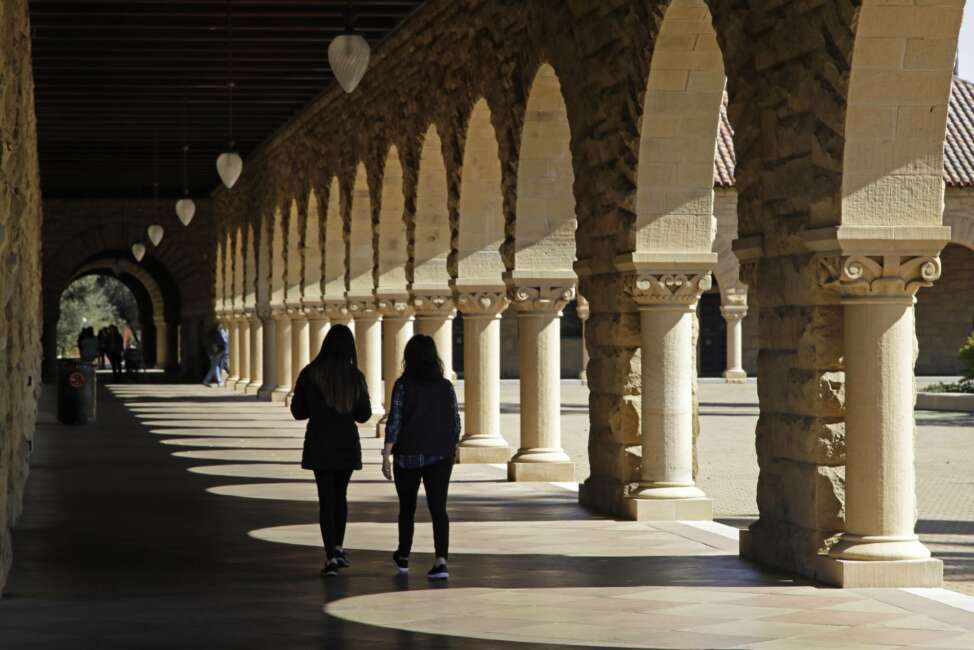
[
  {"xmin": 290, "ymin": 324, "xmax": 372, "ymax": 577},
  {"xmin": 382, "ymin": 334, "xmax": 461, "ymax": 580},
  {"xmin": 202, "ymin": 324, "xmax": 228, "ymax": 387}
]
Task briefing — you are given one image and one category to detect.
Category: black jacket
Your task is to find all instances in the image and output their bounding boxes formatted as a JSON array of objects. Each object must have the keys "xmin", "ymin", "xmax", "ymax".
[
  {"xmin": 391, "ymin": 377, "xmax": 461, "ymax": 457},
  {"xmin": 290, "ymin": 366, "xmax": 372, "ymax": 472}
]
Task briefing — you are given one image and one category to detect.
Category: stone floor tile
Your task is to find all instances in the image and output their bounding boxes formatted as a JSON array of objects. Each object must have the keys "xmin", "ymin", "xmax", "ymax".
[
  {"xmin": 908, "ymin": 632, "xmax": 974, "ymax": 648},
  {"xmin": 654, "ymin": 603, "xmax": 801, "ymax": 620},
  {"xmin": 795, "ymin": 626, "xmax": 969, "ymax": 647},
  {"xmin": 763, "ymin": 609, "xmax": 906, "ymax": 627},
  {"xmin": 615, "ymin": 588, "xmax": 756, "ymax": 604},
  {"xmin": 870, "ymin": 614, "xmax": 968, "ymax": 632},
  {"xmin": 680, "ymin": 619, "xmax": 846, "ymax": 638}
]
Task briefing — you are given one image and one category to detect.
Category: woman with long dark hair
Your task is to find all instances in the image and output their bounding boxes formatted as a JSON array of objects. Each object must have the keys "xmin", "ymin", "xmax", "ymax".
[
  {"xmin": 290, "ymin": 324, "xmax": 372, "ymax": 577},
  {"xmin": 381, "ymin": 334, "xmax": 461, "ymax": 579}
]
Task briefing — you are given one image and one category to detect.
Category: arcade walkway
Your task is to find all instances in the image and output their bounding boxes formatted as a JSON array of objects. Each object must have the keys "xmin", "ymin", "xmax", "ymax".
[{"xmin": 3, "ymin": 385, "xmax": 974, "ymax": 649}]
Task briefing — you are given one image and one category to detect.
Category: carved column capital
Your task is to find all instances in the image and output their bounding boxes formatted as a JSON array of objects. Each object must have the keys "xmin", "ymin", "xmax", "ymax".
[
  {"xmin": 323, "ymin": 299, "xmax": 350, "ymax": 321},
  {"xmin": 817, "ymin": 254, "xmax": 941, "ymax": 302},
  {"xmin": 624, "ymin": 270, "xmax": 712, "ymax": 308},
  {"xmin": 720, "ymin": 305, "xmax": 748, "ymax": 323},
  {"xmin": 454, "ymin": 289, "xmax": 509, "ymax": 318},
  {"xmin": 285, "ymin": 304, "xmax": 306, "ymax": 317},
  {"xmin": 347, "ymin": 297, "xmax": 379, "ymax": 318},
  {"xmin": 509, "ymin": 282, "xmax": 576, "ymax": 315},
  {"xmin": 576, "ymin": 295, "xmax": 590, "ymax": 322},
  {"xmin": 412, "ymin": 290, "xmax": 457, "ymax": 318},
  {"xmin": 376, "ymin": 296, "xmax": 415, "ymax": 319}
]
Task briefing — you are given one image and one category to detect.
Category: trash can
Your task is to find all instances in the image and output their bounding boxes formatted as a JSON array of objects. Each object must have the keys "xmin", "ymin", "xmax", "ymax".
[{"xmin": 57, "ymin": 359, "xmax": 96, "ymax": 425}]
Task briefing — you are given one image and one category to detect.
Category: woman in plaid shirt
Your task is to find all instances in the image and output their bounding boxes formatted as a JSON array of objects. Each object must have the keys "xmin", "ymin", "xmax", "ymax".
[{"xmin": 382, "ymin": 334, "xmax": 461, "ymax": 579}]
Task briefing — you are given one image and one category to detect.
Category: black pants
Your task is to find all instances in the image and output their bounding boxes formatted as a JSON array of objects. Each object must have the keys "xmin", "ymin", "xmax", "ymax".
[
  {"xmin": 393, "ymin": 458, "xmax": 453, "ymax": 560},
  {"xmin": 313, "ymin": 470, "xmax": 353, "ymax": 560}
]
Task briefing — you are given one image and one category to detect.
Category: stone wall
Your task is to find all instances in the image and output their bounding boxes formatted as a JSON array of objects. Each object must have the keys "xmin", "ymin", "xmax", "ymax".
[
  {"xmin": 917, "ymin": 243, "xmax": 974, "ymax": 375},
  {"xmin": 0, "ymin": 0, "xmax": 43, "ymax": 595},
  {"xmin": 41, "ymin": 198, "xmax": 215, "ymax": 381}
]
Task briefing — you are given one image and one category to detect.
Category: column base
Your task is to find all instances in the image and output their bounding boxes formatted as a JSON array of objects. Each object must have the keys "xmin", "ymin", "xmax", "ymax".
[
  {"xmin": 233, "ymin": 379, "xmax": 250, "ymax": 392},
  {"xmin": 456, "ymin": 443, "xmax": 512, "ymax": 464},
  {"xmin": 815, "ymin": 556, "xmax": 943, "ymax": 588},
  {"xmin": 723, "ymin": 369, "xmax": 747, "ymax": 383},
  {"xmin": 508, "ymin": 461, "xmax": 575, "ymax": 482},
  {"xmin": 270, "ymin": 387, "xmax": 290, "ymax": 403},
  {"xmin": 256, "ymin": 386, "xmax": 275, "ymax": 401},
  {"xmin": 375, "ymin": 414, "xmax": 388, "ymax": 438},
  {"xmin": 624, "ymin": 496, "xmax": 713, "ymax": 521},
  {"xmin": 244, "ymin": 382, "xmax": 262, "ymax": 396},
  {"xmin": 284, "ymin": 391, "xmax": 295, "ymax": 406}
]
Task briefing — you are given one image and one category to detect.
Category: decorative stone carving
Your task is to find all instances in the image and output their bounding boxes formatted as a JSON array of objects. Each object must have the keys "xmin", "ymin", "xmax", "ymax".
[
  {"xmin": 323, "ymin": 300, "xmax": 350, "ymax": 322},
  {"xmin": 412, "ymin": 291, "xmax": 457, "ymax": 318},
  {"xmin": 625, "ymin": 271, "xmax": 712, "ymax": 306},
  {"xmin": 576, "ymin": 294, "xmax": 590, "ymax": 321},
  {"xmin": 818, "ymin": 254, "xmax": 941, "ymax": 300},
  {"xmin": 455, "ymin": 289, "xmax": 509, "ymax": 316},
  {"xmin": 346, "ymin": 297, "xmax": 379, "ymax": 317},
  {"xmin": 509, "ymin": 283, "xmax": 576, "ymax": 314},
  {"xmin": 376, "ymin": 296, "xmax": 415, "ymax": 319}
]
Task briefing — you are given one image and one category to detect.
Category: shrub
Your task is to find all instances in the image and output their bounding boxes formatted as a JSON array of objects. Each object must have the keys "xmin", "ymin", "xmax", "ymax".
[{"xmin": 960, "ymin": 330, "xmax": 974, "ymax": 381}]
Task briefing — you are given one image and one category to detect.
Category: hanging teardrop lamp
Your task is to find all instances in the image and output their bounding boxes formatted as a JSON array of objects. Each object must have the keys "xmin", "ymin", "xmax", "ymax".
[
  {"xmin": 147, "ymin": 224, "xmax": 165, "ymax": 247},
  {"xmin": 132, "ymin": 243, "xmax": 147, "ymax": 262},
  {"xmin": 217, "ymin": 2, "xmax": 243, "ymax": 189},
  {"xmin": 176, "ymin": 144, "xmax": 196, "ymax": 226},
  {"xmin": 328, "ymin": 1, "xmax": 370, "ymax": 93}
]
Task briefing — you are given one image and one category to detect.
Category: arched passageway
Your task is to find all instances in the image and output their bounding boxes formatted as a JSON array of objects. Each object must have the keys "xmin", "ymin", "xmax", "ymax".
[{"xmin": 6, "ymin": 0, "xmax": 970, "ymax": 600}]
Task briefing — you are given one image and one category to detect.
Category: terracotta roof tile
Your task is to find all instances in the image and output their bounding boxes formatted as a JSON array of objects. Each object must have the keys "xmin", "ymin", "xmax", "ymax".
[{"xmin": 713, "ymin": 77, "xmax": 974, "ymax": 188}]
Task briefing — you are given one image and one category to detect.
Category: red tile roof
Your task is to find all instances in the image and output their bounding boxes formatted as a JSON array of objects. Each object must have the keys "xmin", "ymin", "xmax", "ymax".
[{"xmin": 713, "ymin": 77, "xmax": 974, "ymax": 188}]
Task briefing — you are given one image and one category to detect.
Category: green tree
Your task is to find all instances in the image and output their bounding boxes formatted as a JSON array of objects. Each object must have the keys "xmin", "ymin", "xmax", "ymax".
[
  {"xmin": 56, "ymin": 275, "xmax": 122, "ymax": 356},
  {"xmin": 960, "ymin": 331, "xmax": 974, "ymax": 381}
]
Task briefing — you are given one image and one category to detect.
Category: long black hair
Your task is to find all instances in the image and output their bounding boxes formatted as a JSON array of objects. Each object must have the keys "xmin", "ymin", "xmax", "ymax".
[
  {"xmin": 401, "ymin": 334, "xmax": 444, "ymax": 382},
  {"xmin": 308, "ymin": 324, "xmax": 361, "ymax": 414}
]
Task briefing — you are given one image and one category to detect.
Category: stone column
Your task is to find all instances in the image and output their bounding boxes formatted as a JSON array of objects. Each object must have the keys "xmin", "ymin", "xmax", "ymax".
[
  {"xmin": 454, "ymin": 289, "xmax": 512, "ymax": 464},
  {"xmin": 413, "ymin": 291, "xmax": 456, "ymax": 381},
  {"xmin": 287, "ymin": 307, "xmax": 310, "ymax": 403},
  {"xmin": 325, "ymin": 300, "xmax": 353, "ymax": 329},
  {"xmin": 271, "ymin": 309, "xmax": 292, "ymax": 402},
  {"xmin": 576, "ymin": 295, "xmax": 589, "ymax": 385},
  {"xmin": 721, "ymin": 305, "xmax": 747, "ymax": 383},
  {"xmin": 377, "ymin": 297, "xmax": 415, "ymax": 436},
  {"xmin": 818, "ymin": 253, "xmax": 943, "ymax": 587},
  {"xmin": 235, "ymin": 316, "xmax": 252, "ymax": 391},
  {"xmin": 226, "ymin": 317, "xmax": 241, "ymax": 386},
  {"xmin": 349, "ymin": 299, "xmax": 383, "ymax": 424},
  {"xmin": 508, "ymin": 283, "xmax": 576, "ymax": 482},
  {"xmin": 308, "ymin": 306, "xmax": 329, "ymax": 360},
  {"xmin": 245, "ymin": 314, "xmax": 263, "ymax": 395},
  {"xmin": 153, "ymin": 316, "xmax": 169, "ymax": 370},
  {"xmin": 624, "ymin": 270, "xmax": 712, "ymax": 520},
  {"xmin": 257, "ymin": 309, "xmax": 276, "ymax": 400}
]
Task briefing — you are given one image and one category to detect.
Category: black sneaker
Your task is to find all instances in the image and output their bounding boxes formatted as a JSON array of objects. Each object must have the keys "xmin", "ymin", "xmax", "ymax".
[
  {"xmin": 335, "ymin": 549, "xmax": 350, "ymax": 568},
  {"xmin": 392, "ymin": 551, "xmax": 409, "ymax": 574},
  {"xmin": 321, "ymin": 560, "xmax": 339, "ymax": 577},
  {"xmin": 427, "ymin": 563, "xmax": 448, "ymax": 580}
]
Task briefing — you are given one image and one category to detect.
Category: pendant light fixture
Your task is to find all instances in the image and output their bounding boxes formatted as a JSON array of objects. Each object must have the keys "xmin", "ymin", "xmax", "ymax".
[
  {"xmin": 328, "ymin": 0, "xmax": 370, "ymax": 94},
  {"xmin": 217, "ymin": 0, "xmax": 243, "ymax": 189},
  {"xmin": 148, "ymin": 135, "xmax": 165, "ymax": 247},
  {"xmin": 132, "ymin": 243, "xmax": 147, "ymax": 262},
  {"xmin": 176, "ymin": 143, "xmax": 196, "ymax": 226}
]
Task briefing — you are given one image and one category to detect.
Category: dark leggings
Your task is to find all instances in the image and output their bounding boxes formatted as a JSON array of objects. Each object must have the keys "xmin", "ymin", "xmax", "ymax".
[
  {"xmin": 313, "ymin": 470, "xmax": 353, "ymax": 560},
  {"xmin": 393, "ymin": 458, "xmax": 453, "ymax": 560}
]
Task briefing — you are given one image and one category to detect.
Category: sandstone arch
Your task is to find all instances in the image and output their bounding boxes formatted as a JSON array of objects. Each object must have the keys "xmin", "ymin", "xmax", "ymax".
[
  {"xmin": 304, "ymin": 189, "xmax": 323, "ymax": 304},
  {"xmin": 285, "ymin": 198, "xmax": 302, "ymax": 305},
  {"xmin": 347, "ymin": 162, "xmax": 374, "ymax": 303},
  {"xmin": 322, "ymin": 177, "xmax": 346, "ymax": 308},
  {"xmin": 376, "ymin": 146, "xmax": 408, "ymax": 299},
  {"xmin": 456, "ymin": 99, "xmax": 505, "ymax": 288},
  {"xmin": 413, "ymin": 125, "xmax": 450, "ymax": 294}
]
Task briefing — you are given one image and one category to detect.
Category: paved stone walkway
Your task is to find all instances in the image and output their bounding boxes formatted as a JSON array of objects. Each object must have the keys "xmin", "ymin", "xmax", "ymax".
[
  {"xmin": 3, "ymin": 382, "xmax": 974, "ymax": 648},
  {"xmin": 486, "ymin": 379, "xmax": 974, "ymax": 596}
]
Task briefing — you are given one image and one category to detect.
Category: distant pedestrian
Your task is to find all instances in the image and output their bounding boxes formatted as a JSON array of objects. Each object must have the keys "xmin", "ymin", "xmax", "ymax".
[
  {"xmin": 290, "ymin": 324, "xmax": 372, "ymax": 578},
  {"xmin": 382, "ymin": 334, "xmax": 461, "ymax": 580},
  {"xmin": 105, "ymin": 325, "xmax": 124, "ymax": 380},
  {"xmin": 77, "ymin": 327, "xmax": 99, "ymax": 363},
  {"xmin": 202, "ymin": 324, "xmax": 228, "ymax": 387}
]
